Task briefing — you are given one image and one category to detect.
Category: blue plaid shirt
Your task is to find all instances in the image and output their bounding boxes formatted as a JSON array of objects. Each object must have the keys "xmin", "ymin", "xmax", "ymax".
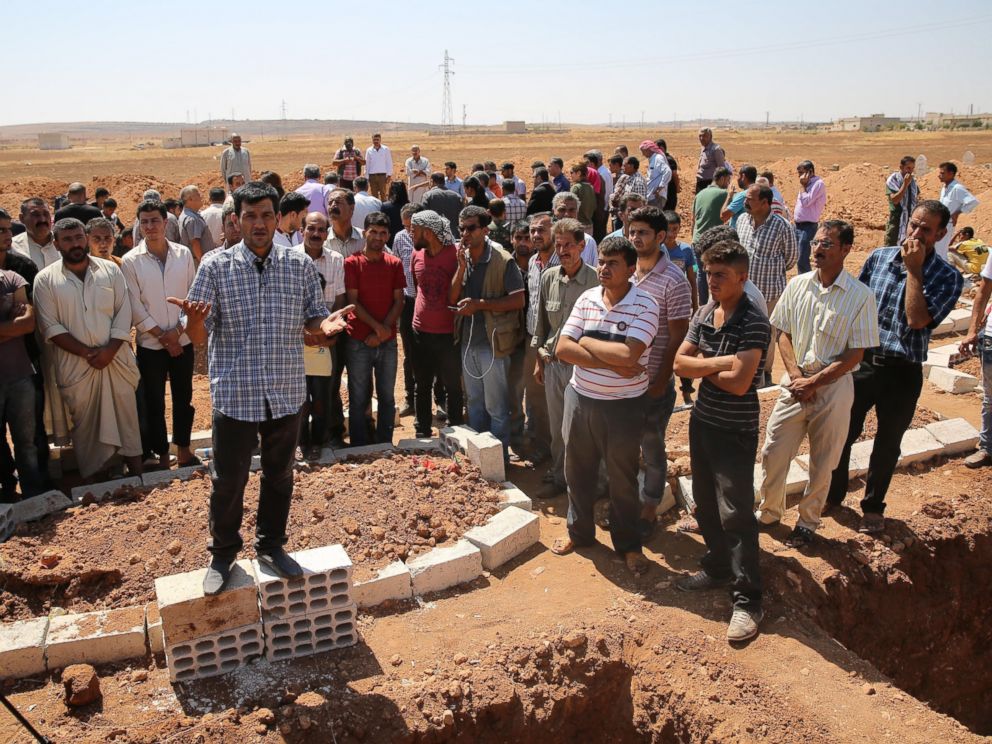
[
  {"xmin": 185, "ymin": 242, "xmax": 329, "ymax": 421},
  {"xmin": 858, "ymin": 246, "xmax": 962, "ymax": 363}
]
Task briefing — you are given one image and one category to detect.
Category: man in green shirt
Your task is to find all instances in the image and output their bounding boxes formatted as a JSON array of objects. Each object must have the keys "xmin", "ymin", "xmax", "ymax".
[
  {"xmin": 692, "ymin": 167, "xmax": 732, "ymax": 243},
  {"xmin": 568, "ymin": 164, "xmax": 596, "ymax": 233}
]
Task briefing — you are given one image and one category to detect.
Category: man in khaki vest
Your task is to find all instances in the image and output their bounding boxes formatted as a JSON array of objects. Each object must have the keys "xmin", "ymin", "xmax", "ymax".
[{"xmin": 449, "ymin": 205, "xmax": 525, "ymax": 455}]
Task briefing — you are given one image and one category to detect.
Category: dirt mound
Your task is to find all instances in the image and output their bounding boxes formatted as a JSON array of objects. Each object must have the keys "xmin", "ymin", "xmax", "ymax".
[
  {"xmin": 0, "ymin": 177, "xmax": 69, "ymax": 214},
  {"xmin": 87, "ymin": 173, "xmax": 181, "ymax": 221}
]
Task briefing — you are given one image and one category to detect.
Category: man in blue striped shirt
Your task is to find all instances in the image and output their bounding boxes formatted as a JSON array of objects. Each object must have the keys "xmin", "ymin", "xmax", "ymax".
[
  {"xmin": 826, "ymin": 201, "xmax": 963, "ymax": 534},
  {"xmin": 170, "ymin": 182, "xmax": 350, "ymax": 594}
]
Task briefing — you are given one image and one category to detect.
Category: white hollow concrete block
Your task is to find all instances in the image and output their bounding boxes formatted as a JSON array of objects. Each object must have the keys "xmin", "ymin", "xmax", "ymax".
[
  {"xmin": 947, "ymin": 307, "xmax": 973, "ymax": 332},
  {"xmin": 353, "ymin": 561, "xmax": 413, "ymax": 608},
  {"xmin": 407, "ymin": 539, "xmax": 483, "ymax": 595},
  {"xmin": 263, "ymin": 604, "xmax": 358, "ymax": 663},
  {"xmin": 439, "ymin": 425, "xmax": 476, "ymax": 455},
  {"xmin": 499, "ymin": 482, "xmax": 532, "ymax": 512},
  {"xmin": 154, "ymin": 559, "xmax": 259, "ymax": 647},
  {"xmin": 467, "ymin": 432, "xmax": 505, "ymax": 481},
  {"xmin": 13, "ymin": 490, "xmax": 72, "ymax": 521},
  {"xmin": 141, "ymin": 464, "xmax": 207, "ymax": 488},
  {"xmin": 145, "ymin": 602, "xmax": 164, "ymax": 655},
  {"xmin": 166, "ymin": 622, "xmax": 264, "ymax": 682},
  {"xmin": 924, "ymin": 417, "xmax": 980, "ymax": 456},
  {"xmin": 251, "ymin": 544, "xmax": 352, "ymax": 620},
  {"xmin": 0, "ymin": 617, "xmax": 49, "ymax": 679},
  {"xmin": 45, "ymin": 606, "xmax": 147, "ymax": 669},
  {"xmin": 464, "ymin": 506, "xmax": 540, "ymax": 570}
]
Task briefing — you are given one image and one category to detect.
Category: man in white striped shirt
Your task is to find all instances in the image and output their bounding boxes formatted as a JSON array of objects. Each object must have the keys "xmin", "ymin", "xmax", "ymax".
[
  {"xmin": 552, "ymin": 235, "xmax": 659, "ymax": 577},
  {"xmin": 755, "ymin": 220, "xmax": 879, "ymax": 547}
]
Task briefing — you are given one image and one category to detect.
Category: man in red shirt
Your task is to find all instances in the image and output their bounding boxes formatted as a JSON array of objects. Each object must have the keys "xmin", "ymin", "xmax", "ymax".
[
  {"xmin": 343, "ymin": 212, "xmax": 405, "ymax": 446},
  {"xmin": 409, "ymin": 210, "xmax": 464, "ymax": 438}
]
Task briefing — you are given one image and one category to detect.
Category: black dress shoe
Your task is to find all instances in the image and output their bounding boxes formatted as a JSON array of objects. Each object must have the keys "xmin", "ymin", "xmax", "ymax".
[
  {"xmin": 256, "ymin": 548, "xmax": 304, "ymax": 578},
  {"xmin": 203, "ymin": 558, "xmax": 235, "ymax": 595}
]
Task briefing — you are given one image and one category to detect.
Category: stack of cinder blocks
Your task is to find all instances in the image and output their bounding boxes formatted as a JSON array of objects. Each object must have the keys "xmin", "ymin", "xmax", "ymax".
[
  {"xmin": 155, "ymin": 560, "xmax": 265, "ymax": 682},
  {"xmin": 251, "ymin": 545, "xmax": 357, "ymax": 663}
]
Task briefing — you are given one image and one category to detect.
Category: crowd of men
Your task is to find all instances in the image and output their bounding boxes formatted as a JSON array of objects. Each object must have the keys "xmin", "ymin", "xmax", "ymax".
[{"xmin": 0, "ymin": 128, "xmax": 987, "ymax": 644}]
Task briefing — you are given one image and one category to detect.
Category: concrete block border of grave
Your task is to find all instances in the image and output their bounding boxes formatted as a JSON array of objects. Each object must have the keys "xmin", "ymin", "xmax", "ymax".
[
  {"xmin": 0, "ymin": 433, "xmax": 544, "ymax": 678},
  {"xmin": 928, "ymin": 365, "xmax": 980, "ymax": 394}
]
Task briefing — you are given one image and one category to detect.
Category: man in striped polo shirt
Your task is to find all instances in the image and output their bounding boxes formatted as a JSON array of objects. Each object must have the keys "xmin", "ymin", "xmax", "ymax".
[
  {"xmin": 551, "ymin": 236, "xmax": 660, "ymax": 576},
  {"xmin": 627, "ymin": 207, "xmax": 692, "ymax": 537},
  {"xmin": 674, "ymin": 239, "xmax": 770, "ymax": 642},
  {"xmin": 755, "ymin": 220, "xmax": 879, "ymax": 548}
]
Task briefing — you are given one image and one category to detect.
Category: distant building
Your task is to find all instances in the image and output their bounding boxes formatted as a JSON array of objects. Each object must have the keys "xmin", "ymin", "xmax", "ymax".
[
  {"xmin": 504, "ymin": 121, "xmax": 527, "ymax": 134},
  {"xmin": 924, "ymin": 112, "xmax": 992, "ymax": 128},
  {"xmin": 38, "ymin": 132, "xmax": 70, "ymax": 150},
  {"xmin": 831, "ymin": 114, "xmax": 902, "ymax": 132},
  {"xmin": 162, "ymin": 136, "xmax": 183, "ymax": 150},
  {"xmin": 179, "ymin": 127, "xmax": 229, "ymax": 147}
]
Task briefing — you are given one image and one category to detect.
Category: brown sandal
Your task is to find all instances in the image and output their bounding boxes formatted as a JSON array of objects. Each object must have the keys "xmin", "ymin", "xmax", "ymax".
[{"xmin": 551, "ymin": 537, "xmax": 576, "ymax": 556}]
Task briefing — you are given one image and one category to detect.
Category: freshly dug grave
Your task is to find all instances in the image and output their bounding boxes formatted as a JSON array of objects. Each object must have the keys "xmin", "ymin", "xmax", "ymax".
[
  {"xmin": 665, "ymin": 395, "xmax": 941, "ymax": 465},
  {"xmin": 0, "ymin": 452, "xmax": 503, "ymax": 620}
]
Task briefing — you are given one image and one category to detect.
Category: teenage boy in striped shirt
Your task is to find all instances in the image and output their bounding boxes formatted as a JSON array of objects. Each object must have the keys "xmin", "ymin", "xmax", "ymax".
[
  {"xmin": 755, "ymin": 220, "xmax": 879, "ymax": 547},
  {"xmin": 551, "ymin": 236, "xmax": 659, "ymax": 577},
  {"xmin": 673, "ymin": 239, "xmax": 770, "ymax": 643}
]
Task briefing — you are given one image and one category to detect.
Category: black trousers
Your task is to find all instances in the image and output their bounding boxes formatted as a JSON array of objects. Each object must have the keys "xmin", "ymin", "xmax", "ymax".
[
  {"xmin": 328, "ymin": 342, "xmax": 346, "ymax": 441},
  {"xmin": 399, "ymin": 296, "xmax": 417, "ymax": 408},
  {"xmin": 411, "ymin": 329, "xmax": 463, "ymax": 436},
  {"xmin": 827, "ymin": 357, "xmax": 923, "ymax": 515},
  {"xmin": 209, "ymin": 406, "xmax": 302, "ymax": 561},
  {"xmin": 136, "ymin": 344, "xmax": 195, "ymax": 455},
  {"xmin": 0, "ymin": 370, "xmax": 51, "ymax": 497},
  {"xmin": 300, "ymin": 375, "xmax": 331, "ymax": 449},
  {"xmin": 689, "ymin": 417, "xmax": 762, "ymax": 610}
]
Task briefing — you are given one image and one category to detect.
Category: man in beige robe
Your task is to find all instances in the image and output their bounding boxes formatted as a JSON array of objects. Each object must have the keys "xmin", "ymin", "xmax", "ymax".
[{"xmin": 33, "ymin": 218, "xmax": 142, "ymax": 480}]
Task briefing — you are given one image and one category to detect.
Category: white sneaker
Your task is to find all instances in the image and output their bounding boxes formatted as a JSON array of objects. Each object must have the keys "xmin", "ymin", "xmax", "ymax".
[{"xmin": 727, "ymin": 607, "xmax": 763, "ymax": 642}]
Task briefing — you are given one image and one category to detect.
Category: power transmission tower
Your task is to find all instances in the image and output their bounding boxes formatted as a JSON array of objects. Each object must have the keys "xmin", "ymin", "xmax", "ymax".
[
  {"xmin": 439, "ymin": 50, "xmax": 455, "ymax": 133},
  {"xmin": 281, "ymin": 99, "xmax": 288, "ymax": 140},
  {"xmin": 462, "ymin": 104, "xmax": 467, "ymax": 128}
]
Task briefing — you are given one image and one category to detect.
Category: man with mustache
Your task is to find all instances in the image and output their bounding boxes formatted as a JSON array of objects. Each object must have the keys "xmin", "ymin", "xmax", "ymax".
[{"xmin": 34, "ymin": 218, "xmax": 144, "ymax": 481}]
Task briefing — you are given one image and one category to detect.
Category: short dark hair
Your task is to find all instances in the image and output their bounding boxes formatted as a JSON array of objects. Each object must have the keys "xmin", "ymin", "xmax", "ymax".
[
  {"xmin": 618, "ymin": 192, "xmax": 647, "ymax": 212},
  {"xmin": 797, "ymin": 160, "xmax": 815, "ymax": 174},
  {"xmin": 740, "ymin": 165, "xmax": 758, "ymax": 184},
  {"xmin": 487, "ymin": 199, "xmax": 506, "ymax": 218},
  {"xmin": 899, "ymin": 155, "xmax": 916, "ymax": 168},
  {"xmin": 444, "ymin": 161, "xmax": 457, "ymax": 169},
  {"xmin": 400, "ymin": 203, "xmax": 423, "ymax": 219},
  {"xmin": 695, "ymin": 224, "xmax": 739, "ymax": 255},
  {"xmin": 323, "ymin": 172, "xmax": 339, "ymax": 185},
  {"xmin": 628, "ymin": 206, "xmax": 668, "ymax": 235},
  {"xmin": 714, "ymin": 166, "xmax": 732, "ymax": 180},
  {"xmin": 460, "ymin": 204, "xmax": 492, "ymax": 227},
  {"xmin": 534, "ymin": 167, "xmax": 550, "ymax": 182},
  {"xmin": 531, "ymin": 160, "xmax": 545, "ymax": 169},
  {"xmin": 103, "ymin": 197, "xmax": 117, "ymax": 209},
  {"xmin": 208, "ymin": 186, "xmax": 226, "ymax": 203},
  {"xmin": 501, "ymin": 179, "xmax": 516, "ymax": 195},
  {"xmin": 819, "ymin": 219, "xmax": 855, "ymax": 247},
  {"xmin": 353, "ymin": 176, "xmax": 369, "ymax": 190},
  {"xmin": 471, "ymin": 162, "xmax": 485, "ymax": 173},
  {"xmin": 364, "ymin": 211, "xmax": 390, "ymax": 231},
  {"xmin": 598, "ymin": 235, "xmax": 637, "ymax": 266},
  {"xmin": 511, "ymin": 220, "xmax": 530, "ymax": 236},
  {"xmin": 759, "ymin": 170, "xmax": 775, "ymax": 184},
  {"xmin": 608, "ymin": 154, "xmax": 624, "ymax": 166},
  {"xmin": 0, "ymin": 208, "xmax": 10, "ymax": 221},
  {"xmin": 164, "ymin": 198, "xmax": 182, "ymax": 211},
  {"xmin": 958, "ymin": 226, "xmax": 975, "ymax": 240},
  {"xmin": 279, "ymin": 191, "xmax": 309, "ymax": 216},
  {"xmin": 551, "ymin": 217, "xmax": 585, "ymax": 243},
  {"xmin": 94, "ymin": 187, "xmax": 110, "ymax": 199},
  {"xmin": 20, "ymin": 197, "xmax": 47, "ymax": 214},
  {"xmin": 233, "ymin": 181, "xmax": 280, "ymax": 216},
  {"xmin": 663, "ymin": 209, "xmax": 680, "ymax": 226},
  {"xmin": 751, "ymin": 185, "xmax": 774, "ymax": 205},
  {"xmin": 85, "ymin": 216, "xmax": 115, "ymax": 234},
  {"xmin": 701, "ymin": 239, "xmax": 750, "ymax": 272},
  {"xmin": 501, "ymin": 162, "xmax": 514, "ymax": 171},
  {"xmin": 938, "ymin": 161, "xmax": 958, "ymax": 175},
  {"xmin": 136, "ymin": 199, "xmax": 168, "ymax": 219},
  {"xmin": 915, "ymin": 199, "xmax": 952, "ymax": 229},
  {"xmin": 623, "ymin": 155, "xmax": 640, "ymax": 169},
  {"xmin": 329, "ymin": 188, "xmax": 355, "ymax": 206},
  {"xmin": 430, "ymin": 173, "xmax": 445, "ymax": 186},
  {"xmin": 53, "ymin": 217, "xmax": 86, "ymax": 237},
  {"xmin": 654, "ymin": 138, "xmax": 667, "ymax": 151},
  {"xmin": 550, "ymin": 157, "xmax": 564, "ymax": 168},
  {"xmin": 226, "ymin": 173, "xmax": 243, "ymax": 186}
]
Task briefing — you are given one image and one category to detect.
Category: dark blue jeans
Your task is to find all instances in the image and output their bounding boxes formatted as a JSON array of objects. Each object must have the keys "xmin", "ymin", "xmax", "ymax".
[
  {"xmin": 345, "ymin": 336, "xmax": 398, "ymax": 446},
  {"xmin": 795, "ymin": 221, "xmax": 818, "ymax": 274},
  {"xmin": 0, "ymin": 376, "xmax": 44, "ymax": 498}
]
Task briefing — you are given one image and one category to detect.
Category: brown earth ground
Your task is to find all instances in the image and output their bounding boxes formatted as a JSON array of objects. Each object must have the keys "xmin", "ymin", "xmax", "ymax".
[{"xmin": 1, "ymin": 130, "xmax": 990, "ymax": 742}]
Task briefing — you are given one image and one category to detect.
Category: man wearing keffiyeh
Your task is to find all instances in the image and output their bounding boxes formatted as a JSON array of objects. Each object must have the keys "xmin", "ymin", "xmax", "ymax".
[{"xmin": 884, "ymin": 156, "xmax": 918, "ymax": 246}]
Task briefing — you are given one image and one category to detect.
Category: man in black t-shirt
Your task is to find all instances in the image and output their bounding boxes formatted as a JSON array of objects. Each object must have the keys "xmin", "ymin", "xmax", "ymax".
[
  {"xmin": 54, "ymin": 183, "xmax": 102, "ymax": 224},
  {"xmin": 673, "ymin": 238, "xmax": 770, "ymax": 644}
]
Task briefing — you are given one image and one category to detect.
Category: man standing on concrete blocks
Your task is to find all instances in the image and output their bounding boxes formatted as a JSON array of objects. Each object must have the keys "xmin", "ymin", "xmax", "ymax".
[
  {"xmin": 552, "ymin": 236, "xmax": 659, "ymax": 577},
  {"xmin": 531, "ymin": 218, "xmax": 598, "ymax": 499},
  {"xmin": 959, "ymin": 247, "xmax": 992, "ymax": 468},
  {"xmin": 754, "ymin": 220, "xmax": 879, "ymax": 548},
  {"xmin": 825, "ymin": 201, "xmax": 962, "ymax": 534},
  {"xmin": 169, "ymin": 182, "xmax": 350, "ymax": 594},
  {"xmin": 449, "ymin": 205, "xmax": 526, "ymax": 456}
]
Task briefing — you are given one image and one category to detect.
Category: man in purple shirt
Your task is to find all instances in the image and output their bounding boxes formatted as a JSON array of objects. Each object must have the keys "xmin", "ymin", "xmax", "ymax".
[
  {"xmin": 793, "ymin": 160, "xmax": 826, "ymax": 274},
  {"xmin": 297, "ymin": 164, "xmax": 330, "ymax": 217}
]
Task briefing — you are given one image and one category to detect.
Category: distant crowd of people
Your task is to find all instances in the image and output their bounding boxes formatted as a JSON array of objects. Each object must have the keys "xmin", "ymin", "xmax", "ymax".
[{"xmin": 0, "ymin": 128, "xmax": 987, "ymax": 644}]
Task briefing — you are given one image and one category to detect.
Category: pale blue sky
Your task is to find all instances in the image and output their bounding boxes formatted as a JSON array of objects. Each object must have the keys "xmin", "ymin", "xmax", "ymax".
[{"xmin": 3, "ymin": 0, "xmax": 989, "ymax": 126}]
